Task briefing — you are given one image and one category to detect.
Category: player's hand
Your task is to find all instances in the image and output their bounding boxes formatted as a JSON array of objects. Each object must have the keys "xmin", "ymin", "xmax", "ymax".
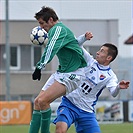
[
  {"xmin": 85, "ymin": 32, "xmax": 93, "ymax": 40},
  {"xmin": 119, "ymin": 80, "xmax": 130, "ymax": 89},
  {"xmin": 32, "ymin": 68, "xmax": 41, "ymax": 80}
]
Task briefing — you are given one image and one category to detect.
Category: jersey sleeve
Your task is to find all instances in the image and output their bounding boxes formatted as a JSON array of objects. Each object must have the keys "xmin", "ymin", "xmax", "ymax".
[
  {"xmin": 106, "ymin": 73, "xmax": 119, "ymax": 97},
  {"xmin": 79, "ymin": 46, "xmax": 94, "ymax": 67},
  {"xmin": 76, "ymin": 34, "xmax": 94, "ymax": 66},
  {"xmin": 76, "ymin": 34, "xmax": 86, "ymax": 46},
  {"xmin": 36, "ymin": 26, "xmax": 66, "ymax": 69},
  {"xmin": 108, "ymin": 85, "xmax": 120, "ymax": 97}
]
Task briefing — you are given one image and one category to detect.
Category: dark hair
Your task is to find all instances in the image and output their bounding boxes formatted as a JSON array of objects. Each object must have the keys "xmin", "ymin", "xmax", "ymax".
[
  {"xmin": 102, "ymin": 43, "xmax": 118, "ymax": 62},
  {"xmin": 34, "ymin": 6, "xmax": 59, "ymax": 23}
]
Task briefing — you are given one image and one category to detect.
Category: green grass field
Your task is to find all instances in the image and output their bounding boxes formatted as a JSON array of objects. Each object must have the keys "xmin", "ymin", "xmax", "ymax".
[{"xmin": 0, "ymin": 123, "xmax": 133, "ymax": 133}]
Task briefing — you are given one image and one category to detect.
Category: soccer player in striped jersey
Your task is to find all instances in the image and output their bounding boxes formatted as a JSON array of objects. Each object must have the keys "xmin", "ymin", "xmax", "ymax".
[
  {"xmin": 54, "ymin": 33, "xmax": 130, "ymax": 133},
  {"xmin": 29, "ymin": 6, "xmax": 93, "ymax": 133}
]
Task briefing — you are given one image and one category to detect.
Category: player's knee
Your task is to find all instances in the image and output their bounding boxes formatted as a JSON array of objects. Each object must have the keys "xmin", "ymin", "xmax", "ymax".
[
  {"xmin": 37, "ymin": 97, "xmax": 45, "ymax": 106},
  {"xmin": 38, "ymin": 97, "xmax": 50, "ymax": 108},
  {"xmin": 56, "ymin": 122, "xmax": 67, "ymax": 133},
  {"xmin": 34, "ymin": 97, "xmax": 44, "ymax": 107},
  {"xmin": 34, "ymin": 97, "xmax": 39, "ymax": 106},
  {"xmin": 56, "ymin": 127, "xmax": 66, "ymax": 133}
]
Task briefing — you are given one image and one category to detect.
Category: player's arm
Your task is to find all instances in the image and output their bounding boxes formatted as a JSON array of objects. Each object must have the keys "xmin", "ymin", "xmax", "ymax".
[
  {"xmin": 107, "ymin": 77, "xmax": 130, "ymax": 97},
  {"xmin": 36, "ymin": 26, "xmax": 65, "ymax": 70},
  {"xmin": 77, "ymin": 32, "xmax": 93, "ymax": 64},
  {"xmin": 80, "ymin": 46, "xmax": 93, "ymax": 64},
  {"xmin": 77, "ymin": 32, "xmax": 93, "ymax": 46},
  {"xmin": 32, "ymin": 26, "xmax": 66, "ymax": 80}
]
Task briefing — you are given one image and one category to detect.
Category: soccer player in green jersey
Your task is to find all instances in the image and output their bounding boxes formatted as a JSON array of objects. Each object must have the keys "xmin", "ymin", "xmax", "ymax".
[{"xmin": 29, "ymin": 6, "xmax": 91, "ymax": 133}]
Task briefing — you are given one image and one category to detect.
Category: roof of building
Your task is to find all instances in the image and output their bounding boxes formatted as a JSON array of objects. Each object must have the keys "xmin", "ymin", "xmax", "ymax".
[{"xmin": 124, "ymin": 35, "xmax": 133, "ymax": 44}]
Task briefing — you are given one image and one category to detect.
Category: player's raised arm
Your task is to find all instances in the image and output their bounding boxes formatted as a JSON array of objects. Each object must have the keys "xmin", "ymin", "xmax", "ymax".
[
  {"xmin": 108, "ymin": 80, "xmax": 130, "ymax": 97},
  {"xmin": 77, "ymin": 32, "xmax": 93, "ymax": 46},
  {"xmin": 85, "ymin": 32, "xmax": 93, "ymax": 40},
  {"xmin": 76, "ymin": 32, "xmax": 93, "ymax": 64}
]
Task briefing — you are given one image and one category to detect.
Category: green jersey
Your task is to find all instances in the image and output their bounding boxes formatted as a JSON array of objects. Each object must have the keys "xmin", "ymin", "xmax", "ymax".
[{"xmin": 36, "ymin": 22, "xmax": 87, "ymax": 73}]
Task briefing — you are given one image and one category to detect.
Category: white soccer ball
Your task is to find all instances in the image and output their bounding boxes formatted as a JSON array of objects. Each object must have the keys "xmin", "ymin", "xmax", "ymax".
[{"xmin": 30, "ymin": 26, "xmax": 48, "ymax": 46}]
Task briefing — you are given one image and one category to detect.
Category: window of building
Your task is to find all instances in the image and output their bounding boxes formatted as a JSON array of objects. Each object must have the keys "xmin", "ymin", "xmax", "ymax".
[
  {"xmin": 21, "ymin": 45, "xmax": 31, "ymax": 71},
  {"xmin": 31, "ymin": 45, "xmax": 43, "ymax": 69},
  {"xmin": 10, "ymin": 46, "xmax": 20, "ymax": 70},
  {"xmin": 0, "ymin": 45, "xmax": 20, "ymax": 70},
  {"xmin": 10, "ymin": 47, "xmax": 17, "ymax": 66}
]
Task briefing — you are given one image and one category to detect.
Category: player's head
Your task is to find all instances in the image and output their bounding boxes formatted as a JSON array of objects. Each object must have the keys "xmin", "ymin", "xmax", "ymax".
[
  {"xmin": 102, "ymin": 43, "xmax": 118, "ymax": 62},
  {"xmin": 34, "ymin": 6, "xmax": 59, "ymax": 32},
  {"xmin": 96, "ymin": 43, "xmax": 118, "ymax": 65},
  {"xmin": 35, "ymin": 6, "xmax": 59, "ymax": 22}
]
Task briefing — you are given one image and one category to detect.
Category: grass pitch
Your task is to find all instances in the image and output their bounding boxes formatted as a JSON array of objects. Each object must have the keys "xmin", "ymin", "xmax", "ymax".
[{"xmin": 0, "ymin": 122, "xmax": 132, "ymax": 133}]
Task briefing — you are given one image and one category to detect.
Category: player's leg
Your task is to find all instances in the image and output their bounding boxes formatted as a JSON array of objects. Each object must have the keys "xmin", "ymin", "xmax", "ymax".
[
  {"xmin": 29, "ymin": 70, "xmax": 84, "ymax": 133},
  {"xmin": 75, "ymin": 111, "xmax": 101, "ymax": 133},
  {"xmin": 77, "ymin": 127, "xmax": 101, "ymax": 133},
  {"xmin": 56, "ymin": 122, "xmax": 68, "ymax": 133},
  {"xmin": 29, "ymin": 73, "xmax": 56, "ymax": 133},
  {"xmin": 38, "ymin": 81, "xmax": 66, "ymax": 133},
  {"xmin": 38, "ymin": 81, "xmax": 66, "ymax": 109},
  {"xmin": 38, "ymin": 71, "xmax": 83, "ymax": 133},
  {"xmin": 54, "ymin": 107, "xmax": 74, "ymax": 133},
  {"xmin": 54, "ymin": 97, "xmax": 80, "ymax": 133},
  {"xmin": 29, "ymin": 90, "xmax": 46, "ymax": 133},
  {"xmin": 29, "ymin": 90, "xmax": 52, "ymax": 133},
  {"xmin": 28, "ymin": 109, "xmax": 41, "ymax": 133}
]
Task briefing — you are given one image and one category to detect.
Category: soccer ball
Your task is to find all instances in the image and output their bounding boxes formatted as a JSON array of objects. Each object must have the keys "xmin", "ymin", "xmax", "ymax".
[{"xmin": 30, "ymin": 26, "xmax": 48, "ymax": 46}]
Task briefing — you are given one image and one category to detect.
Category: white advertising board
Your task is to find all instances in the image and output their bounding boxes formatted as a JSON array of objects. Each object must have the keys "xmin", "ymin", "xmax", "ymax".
[
  {"xmin": 95, "ymin": 101, "xmax": 123, "ymax": 123},
  {"xmin": 50, "ymin": 100, "xmax": 124, "ymax": 123},
  {"xmin": 128, "ymin": 100, "xmax": 133, "ymax": 122}
]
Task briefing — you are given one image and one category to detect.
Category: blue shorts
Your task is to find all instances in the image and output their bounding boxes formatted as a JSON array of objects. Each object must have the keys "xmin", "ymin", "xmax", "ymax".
[{"xmin": 53, "ymin": 96, "xmax": 101, "ymax": 133}]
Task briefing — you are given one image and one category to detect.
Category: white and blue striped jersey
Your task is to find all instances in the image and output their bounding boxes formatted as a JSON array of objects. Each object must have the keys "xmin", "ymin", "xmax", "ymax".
[{"xmin": 65, "ymin": 35, "xmax": 119, "ymax": 113}]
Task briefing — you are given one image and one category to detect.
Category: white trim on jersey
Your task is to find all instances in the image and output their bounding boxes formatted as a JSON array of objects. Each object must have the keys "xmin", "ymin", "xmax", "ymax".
[{"xmin": 38, "ymin": 26, "xmax": 62, "ymax": 69}]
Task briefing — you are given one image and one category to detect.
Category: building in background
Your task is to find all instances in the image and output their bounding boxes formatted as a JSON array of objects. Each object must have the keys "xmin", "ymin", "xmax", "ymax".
[
  {"xmin": 125, "ymin": 35, "xmax": 133, "ymax": 44},
  {"xmin": 0, "ymin": 0, "xmax": 132, "ymax": 101}
]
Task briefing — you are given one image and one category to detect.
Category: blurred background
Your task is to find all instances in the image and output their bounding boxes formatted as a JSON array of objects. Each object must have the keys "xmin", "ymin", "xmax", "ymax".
[{"xmin": 0, "ymin": 0, "xmax": 132, "ymax": 125}]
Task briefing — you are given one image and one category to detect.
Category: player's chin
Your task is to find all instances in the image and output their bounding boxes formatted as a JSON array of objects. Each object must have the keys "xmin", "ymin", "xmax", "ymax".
[{"xmin": 95, "ymin": 56, "xmax": 98, "ymax": 60}]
